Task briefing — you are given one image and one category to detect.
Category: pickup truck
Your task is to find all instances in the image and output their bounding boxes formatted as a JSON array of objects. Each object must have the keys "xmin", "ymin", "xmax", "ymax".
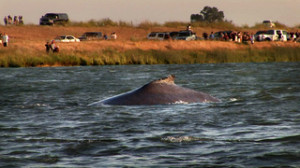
[{"xmin": 40, "ymin": 13, "xmax": 69, "ymax": 25}]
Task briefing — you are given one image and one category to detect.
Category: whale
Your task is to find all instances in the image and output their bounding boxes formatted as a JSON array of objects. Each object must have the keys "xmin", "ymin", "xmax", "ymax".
[{"xmin": 89, "ymin": 75, "xmax": 220, "ymax": 106}]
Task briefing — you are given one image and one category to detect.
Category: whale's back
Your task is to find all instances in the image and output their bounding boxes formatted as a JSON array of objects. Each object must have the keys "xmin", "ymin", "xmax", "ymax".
[{"xmin": 92, "ymin": 75, "xmax": 220, "ymax": 106}]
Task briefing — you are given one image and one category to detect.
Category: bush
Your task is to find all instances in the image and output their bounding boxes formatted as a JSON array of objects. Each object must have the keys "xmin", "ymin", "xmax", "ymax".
[
  {"xmin": 69, "ymin": 18, "xmax": 120, "ymax": 27},
  {"xmin": 163, "ymin": 21, "xmax": 189, "ymax": 28}
]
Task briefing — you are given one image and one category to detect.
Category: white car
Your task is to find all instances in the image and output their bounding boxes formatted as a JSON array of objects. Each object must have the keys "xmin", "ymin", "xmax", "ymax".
[
  {"xmin": 255, "ymin": 30, "xmax": 287, "ymax": 42},
  {"xmin": 54, "ymin": 35, "xmax": 80, "ymax": 42}
]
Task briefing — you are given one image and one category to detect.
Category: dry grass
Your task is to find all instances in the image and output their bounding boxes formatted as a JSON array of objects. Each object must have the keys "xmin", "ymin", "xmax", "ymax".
[
  {"xmin": 5, "ymin": 38, "xmax": 299, "ymax": 54},
  {"xmin": 2, "ymin": 25, "xmax": 299, "ymax": 51},
  {"xmin": 0, "ymin": 25, "xmax": 243, "ymax": 41}
]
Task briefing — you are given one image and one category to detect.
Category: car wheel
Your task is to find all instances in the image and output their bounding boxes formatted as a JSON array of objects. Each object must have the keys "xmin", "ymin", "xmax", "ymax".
[{"xmin": 265, "ymin": 38, "xmax": 271, "ymax": 41}]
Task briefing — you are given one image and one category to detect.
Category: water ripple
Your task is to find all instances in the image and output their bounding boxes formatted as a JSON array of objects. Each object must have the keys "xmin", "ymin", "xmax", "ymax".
[{"xmin": 1, "ymin": 63, "xmax": 299, "ymax": 167}]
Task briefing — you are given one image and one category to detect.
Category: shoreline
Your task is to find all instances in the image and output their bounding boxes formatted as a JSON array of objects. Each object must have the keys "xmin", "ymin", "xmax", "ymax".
[{"xmin": 0, "ymin": 26, "xmax": 300, "ymax": 67}]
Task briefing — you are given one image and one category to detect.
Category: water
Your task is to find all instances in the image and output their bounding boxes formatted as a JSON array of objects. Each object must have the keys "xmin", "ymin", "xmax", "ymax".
[{"xmin": 0, "ymin": 63, "xmax": 299, "ymax": 168}]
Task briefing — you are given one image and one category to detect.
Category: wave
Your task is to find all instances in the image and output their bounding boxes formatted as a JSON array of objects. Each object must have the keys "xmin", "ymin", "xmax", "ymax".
[
  {"xmin": 9, "ymin": 138, "xmax": 118, "ymax": 143},
  {"xmin": 256, "ymin": 134, "xmax": 300, "ymax": 143},
  {"xmin": 161, "ymin": 136, "xmax": 213, "ymax": 143},
  {"xmin": 160, "ymin": 134, "xmax": 300, "ymax": 144}
]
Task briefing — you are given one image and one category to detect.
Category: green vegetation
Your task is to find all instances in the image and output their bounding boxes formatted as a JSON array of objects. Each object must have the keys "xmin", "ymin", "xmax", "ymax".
[
  {"xmin": 191, "ymin": 6, "xmax": 225, "ymax": 23},
  {"xmin": 68, "ymin": 18, "xmax": 134, "ymax": 27},
  {"xmin": 64, "ymin": 18, "xmax": 299, "ymax": 30},
  {"xmin": 1, "ymin": 47, "xmax": 299, "ymax": 67}
]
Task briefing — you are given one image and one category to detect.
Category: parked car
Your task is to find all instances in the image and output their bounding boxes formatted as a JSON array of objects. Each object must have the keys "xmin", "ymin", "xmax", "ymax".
[
  {"xmin": 54, "ymin": 35, "xmax": 80, "ymax": 42},
  {"xmin": 213, "ymin": 31, "xmax": 232, "ymax": 40},
  {"xmin": 79, "ymin": 32, "xmax": 103, "ymax": 41},
  {"xmin": 169, "ymin": 31, "xmax": 179, "ymax": 39},
  {"xmin": 40, "ymin": 13, "xmax": 69, "ymax": 25},
  {"xmin": 263, "ymin": 20, "xmax": 275, "ymax": 28},
  {"xmin": 255, "ymin": 29, "xmax": 288, "ymax": 41},
  {"xmin": 254, "ymin": 30, "xmax": 267, "ymax": 41},
  {"xmin": 175, "ymin": 30, "xmax": 196, "ymax": 41},
  {"xmin": 147, "ymin": 32, "xmax": 171, "ymax": 40}
]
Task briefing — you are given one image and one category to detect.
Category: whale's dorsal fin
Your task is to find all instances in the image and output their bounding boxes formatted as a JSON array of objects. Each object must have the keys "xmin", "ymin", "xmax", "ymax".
[{"xmin": 152, "ymin": 75, "xmax": 175, "ymax": 84}]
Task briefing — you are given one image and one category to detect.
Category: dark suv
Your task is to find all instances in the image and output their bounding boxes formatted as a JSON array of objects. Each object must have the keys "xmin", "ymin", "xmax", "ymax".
[
  {"xmin": 40, "ymin": 13, "xmax": 69, "ymax": 25},
  {"xmin": 79, "ymin": 32, "xmax": 103, "ymax": 41}
]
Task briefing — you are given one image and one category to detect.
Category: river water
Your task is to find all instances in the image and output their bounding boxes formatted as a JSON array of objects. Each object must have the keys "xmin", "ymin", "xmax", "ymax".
[{"xmin": 0, "ymin": 63, "xmax": 299, "ymax": 168}]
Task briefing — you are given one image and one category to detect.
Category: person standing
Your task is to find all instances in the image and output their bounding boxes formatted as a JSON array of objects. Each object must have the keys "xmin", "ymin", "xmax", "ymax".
[
  {"xmin": 237, "ymin": 32, "xmax": 241, "ymax": 43},
  {"xmin": 103, "ymin": 34, "xmax": 108, "ymax": 40},
  {"xmin": 0, "ymin": 33, "xmax": 2, "ymax": 45},
  {"xmin": 13, "ymin": 16, "xmax": 19, "ymax": 25},
  {"xmin": 8, "ymin": 15, "xmax": 12, "ymax": 24},
  {"xmin": 110, "ymin": 32, "xmax": 117, "ymax": 40},
  {"xmin": 50, "ymin": 40, "xmax": 59, "ymax": 53},
  {"xmin": 250, "ymin": 33, "xmax": 255, "ymax": 44},
  {"xmin": 4, "ymin": 16, "xmax": 8, "ymax": 25},
  {"xmin": 19, "ymin": 16, "xmax": 24, "ymax": 25},
  {"xmin": 278, "ymin": 31, "xmax": 282, "ymax": 41},
  {"xmin": 45, "ymin": 41, "xmax": 51, "ymax": 53},
  {"xmin": 202, "ymin": 32, "xmax": 208, "ymax": 40},
  {"xmin": 2, "ymin": 33, "xmax": 9, "ymax": 47},
  {"xmin": 186, "ymin": 24, "xmax": 192, "ymax": 31},
  {"xmin": 209, "ymin": 32, "xmax": 214, "ymax": 40}
]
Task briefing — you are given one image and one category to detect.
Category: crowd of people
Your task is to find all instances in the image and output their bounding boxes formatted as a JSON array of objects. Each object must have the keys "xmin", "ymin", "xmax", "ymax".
[
  {"xmin": 203, "ymin": 30, "xmax": 300, "ymax": 43},
  {"xmin": 203, "ymin": 31, "xmax": 255, "ymax": 44},
  {"xmin": 288, "ymin": 31, "xmax": 300, "ymax": 42},
  {"xmin": 3, "ymin": 15, "xmax": 24, "ymax": 25}
]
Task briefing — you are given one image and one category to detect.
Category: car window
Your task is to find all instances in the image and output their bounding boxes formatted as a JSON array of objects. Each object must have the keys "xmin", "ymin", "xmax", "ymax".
[
  {"xmin": 164, "ymin": 34, "xmax": 170, "ymax": 39},
  {"xmin": 45, "ymin": 14, "xmax": 58, "ymax": 19},
  {"xmin": 67, "ymin": 36, "xmax": 74, "ymax": 39},
  {"xmin": 86, "ymin": 33, "xmax": 96, "ymax": 36},
  {"xmin": 266, "ymin": 30, "xmax": 274, "ymax": 35},
  {"xmin": 158, "ymin": 34, "xmax": 164, "ymax": 38},
  {"xmin": 149, "ymin": 33, "xmax": 156, "ymax": 37},
  {"xmin": 179, "ymin": 32, "xmax": 190, "ymax": 37},
  {"xmin": 170, "ymin": 32, "xmax": 178, "ymax": 36},
  {"xmin": 283, "ymin": 31, "xmax": 288, "ymax": 35},
  {"xmin": 256, "ymin": 31, "xmax": 266, "ymax": 35},
  {"xmin": 59, "ymin": 14, "xmax": 68, "ymax": 20}
]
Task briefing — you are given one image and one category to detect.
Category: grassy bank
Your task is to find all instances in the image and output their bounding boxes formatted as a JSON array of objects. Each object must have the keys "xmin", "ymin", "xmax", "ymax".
[
  {"xmin": 1, "ymin": 46, "xmax": 299, "ymax": 67},
  {"xmin": 0, "ymin": 26, "xmax": 299, "ymax": 67}
]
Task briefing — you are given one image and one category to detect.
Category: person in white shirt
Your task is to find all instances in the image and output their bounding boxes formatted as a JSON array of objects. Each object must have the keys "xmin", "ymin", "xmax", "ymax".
[
  {"xmin": 2, "ymin": 33, "xmax": 9, "ymax": 47},
  {"xmin": 111, "ymin": 32, "xmax": 117, "ymax": 40}
]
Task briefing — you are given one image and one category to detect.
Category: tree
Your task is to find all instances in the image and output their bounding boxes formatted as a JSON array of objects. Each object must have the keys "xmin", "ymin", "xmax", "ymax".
[{"xmin": 191, "ymin": 6, "xmax": 224, "ymax": 23}]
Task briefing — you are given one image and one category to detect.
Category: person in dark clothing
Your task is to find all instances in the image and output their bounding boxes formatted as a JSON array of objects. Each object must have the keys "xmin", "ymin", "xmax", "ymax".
[
  {"xmin": 45, "ymin": 41, "xmax": 51, "ymax": 53},
  {"xmin": 4, "ymin": 16, "xmax": 8, "ymax": 25},
  {"xmin": 103, "ymin": 34, "xmax": 108, "ymax": 40},
  {"xmin": 278, "ymin": 32, "xmax": 282, "ymax": 41},
  {"xmin": 203, "ymin": 32, "xmax": 208, "ymax": 40}
]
